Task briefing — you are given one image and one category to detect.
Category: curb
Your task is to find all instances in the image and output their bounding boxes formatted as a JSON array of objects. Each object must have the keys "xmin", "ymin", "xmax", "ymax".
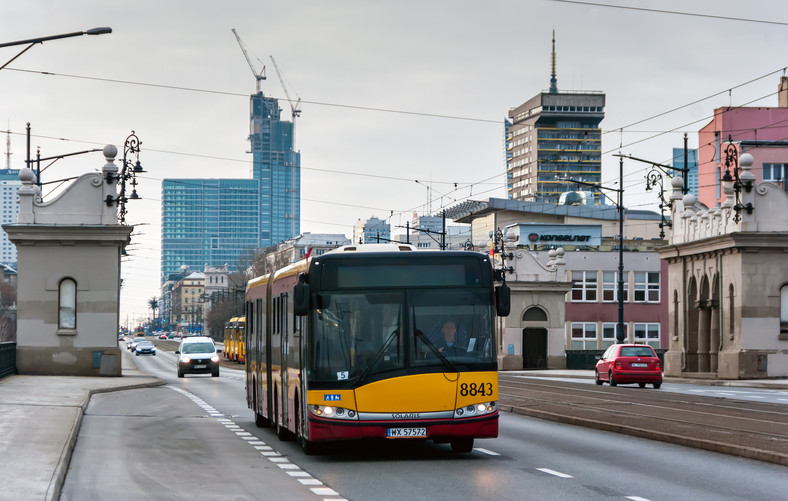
[
  {"xmin": 47, "ymin": 355, "xmax": 166, "ymax": 501},
  {"xmin": 502, "ymin": 404, "xmax": 788, "ymax": 467}
]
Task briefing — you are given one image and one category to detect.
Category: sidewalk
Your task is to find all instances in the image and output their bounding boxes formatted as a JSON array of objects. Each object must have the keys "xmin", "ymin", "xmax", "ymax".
[
  {"xmin": 508, "ymin": 369, "xmax": 788, "ymax": 389},
  {"xmin": 0, "ymin": 350, "xmax": 163, "ymax": 501}
]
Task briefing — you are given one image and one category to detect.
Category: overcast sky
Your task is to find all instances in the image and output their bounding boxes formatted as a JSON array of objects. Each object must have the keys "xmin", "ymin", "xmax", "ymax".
[{"xmin": 2, "ymin": 0, "xmax": 787, "ymax": 323}]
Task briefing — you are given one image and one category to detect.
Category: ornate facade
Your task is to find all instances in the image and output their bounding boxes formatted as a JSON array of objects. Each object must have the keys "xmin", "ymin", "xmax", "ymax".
[{"xmin": 658, "ymin": 152, "xmax": 788, "ymax": 378}]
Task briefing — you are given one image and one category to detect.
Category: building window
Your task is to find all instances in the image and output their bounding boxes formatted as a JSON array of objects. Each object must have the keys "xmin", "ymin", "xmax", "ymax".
[
  {"xmin": 763, "ymin": 163, "xmax": 786, "ymax": 182},
  {"xmin": 634, "ymin": 272, "xmax": 660, "ymax": 303},
  {"xmin": 602, "ymin": 271, "xmax": 628, "ymax": 302},
  {"xmin": 571, "ymin": 322, "xmax": 597, "ymax": 350},
  {"xmin": 602, "ymin": 323, "xmax": 629, "ymax": 347},
  {"xmin": 58, "ymin": 278, "xmax": 77, "ymax": 330},
  {"xmin": 634, "ymin": 323, "xmax": 660, "ymax": 348},
  {"xmin": 571, "ymin": 271, "xmax": 598, "ymax": 302}
]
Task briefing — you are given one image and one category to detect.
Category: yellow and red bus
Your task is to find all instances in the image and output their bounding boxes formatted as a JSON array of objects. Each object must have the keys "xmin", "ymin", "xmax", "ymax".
[
  {"xmin": 234, "ymin": 317, "xmax": 246, "ymax": 363},
  {"xmin": 245, "ymin": 244, "xmax": 510, "ymax": 454},
  {"xmin": 223, "ymin": 319, "xmax": 234, "ymax": 360},
  {"xmin": 224, "ymin": 317, "xmax": 246, "ymax": 363}
]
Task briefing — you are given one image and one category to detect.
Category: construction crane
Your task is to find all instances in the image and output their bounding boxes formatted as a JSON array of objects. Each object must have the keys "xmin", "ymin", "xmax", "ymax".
[
  {"xmin": 269, "ymin": 55, "xmax": 302, "ymax": 139},
  {"xmin": 231, "ymin": 28, "xmax": 266, "ymax": 93}
]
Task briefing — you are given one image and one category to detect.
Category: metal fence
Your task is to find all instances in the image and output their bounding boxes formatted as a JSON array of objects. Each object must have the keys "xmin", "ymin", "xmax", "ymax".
[
  {"xmin": 0, "ymin": 342, "xmax": 15, "ymax": 379},
  {"xmin": 566, "ymin": 348, "xmax": 667, "ymax": 370}
]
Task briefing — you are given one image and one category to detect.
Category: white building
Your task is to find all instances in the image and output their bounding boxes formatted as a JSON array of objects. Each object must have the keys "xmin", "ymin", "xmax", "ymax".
[{"xmin": 0, "ymin": 169, "xmax": 21, "ymax": 266}]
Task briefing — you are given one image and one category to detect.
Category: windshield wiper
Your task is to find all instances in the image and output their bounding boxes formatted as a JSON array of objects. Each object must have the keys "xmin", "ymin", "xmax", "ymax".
[
  {"xmin": 353, "ymin": 330, "xmax": 399, "ymax": 386},
  {"xmin": 414, "ymin": 329, "xmax": 457, "ymax": 373}
]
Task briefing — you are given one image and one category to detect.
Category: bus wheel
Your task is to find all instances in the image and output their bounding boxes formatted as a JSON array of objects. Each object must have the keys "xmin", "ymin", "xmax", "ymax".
[
  {"xmin": 255, "ymin": 411, "xmax": 270, "ymax": 428},
  {"xmin": 450, "ymin": 438, "xmax": 474, "ymax": 453}
]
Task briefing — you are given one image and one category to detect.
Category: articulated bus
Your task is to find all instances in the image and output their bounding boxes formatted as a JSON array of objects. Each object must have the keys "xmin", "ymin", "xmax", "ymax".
[
  {"xmin": 224, "ymin": 317, "xmax": 246, "ymax": 363},
  {"xmin": 245, "ymin": 244, "xmax": 510, "ymax": 454},
  {"xmin": 223, "ymin": 320, "xmax": 234, "ymax": 360}
]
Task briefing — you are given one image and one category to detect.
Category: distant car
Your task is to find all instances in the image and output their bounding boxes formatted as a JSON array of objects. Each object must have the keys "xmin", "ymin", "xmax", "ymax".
[
  {"xmin": 175, "ymin": 336, "xmax": 220, "ymax": 378},
  {"xmin": 595, "ymin": 344, "xmax": 662, "ymax": 389},
  {"xmin": 158, "ymin": 333, "xmax": 168, "ymax": 340},
  {"xmin": 135, "ymin": 340, "xmax": 156, "ymax": 356},
  {"xmin": 128, "ymin": 337, "xmax": 146, "ymax": 351},
  {"xmin": 167, "ymin": 332, "xmax": 176, "ymax": 339}
]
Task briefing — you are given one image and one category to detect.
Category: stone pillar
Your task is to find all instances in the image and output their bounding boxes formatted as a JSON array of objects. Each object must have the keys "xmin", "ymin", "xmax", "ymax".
[
  {"xmin": 696, "ymin": 300, "xmax": 711, "ymax": 373},
  {"xmin": 709, "ymin": 300, "xmax": 720, "ymax": 373}
]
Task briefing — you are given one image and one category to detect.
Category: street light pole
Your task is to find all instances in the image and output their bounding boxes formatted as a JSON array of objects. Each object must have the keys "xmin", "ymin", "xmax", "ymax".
[
  {"xmin": 0, "ymin": 27, "xmax": 111, "ymax": 70},
  {"xmin": 616, "ymin": 156, "xmax": 625, "ymax": 344},
  {"xmin": 560, "ymin": 158, "xmax": 627, "ymax": 344}
]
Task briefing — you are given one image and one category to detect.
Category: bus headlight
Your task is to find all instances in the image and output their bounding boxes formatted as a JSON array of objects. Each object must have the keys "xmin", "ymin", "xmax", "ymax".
[
  {"xmin": 310, "ymin": 404, "xmax": 358, "ymax": 420},
  {"xmin": 454, "ymin": 401, "xmax": 497, "ymax": 419}
]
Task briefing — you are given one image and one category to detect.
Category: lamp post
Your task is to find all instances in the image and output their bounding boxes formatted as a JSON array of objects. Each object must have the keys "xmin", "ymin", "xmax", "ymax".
[
  {"xmin": 561, "ymin": 157, "xmax": 626, "ymax": 343},
  {"xmin": 613, "ymin": 149, "xmax": 689, "ymax": 240},
  {"xmin": 105, "ymin": 131, "xmax": 144, "ymax": 224},
  {"xmin": 0, "ymin": 27, "xmax": 111, "ymax": 71}
]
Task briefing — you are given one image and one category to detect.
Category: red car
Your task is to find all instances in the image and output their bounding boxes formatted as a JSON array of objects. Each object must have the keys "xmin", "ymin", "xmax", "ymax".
[
  {"xmin": 158, "ymin": 334, "xmax": 168, "ymax": 340},
  {"xmin": 595, "ymin": 344, "xmax": 662, "ymax": 389}
]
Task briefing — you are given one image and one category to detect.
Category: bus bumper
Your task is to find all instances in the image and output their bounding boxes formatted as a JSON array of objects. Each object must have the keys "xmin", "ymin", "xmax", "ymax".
[{"xmin": 307, "ymin": 412, "xmax": 498, "ymax": 442}]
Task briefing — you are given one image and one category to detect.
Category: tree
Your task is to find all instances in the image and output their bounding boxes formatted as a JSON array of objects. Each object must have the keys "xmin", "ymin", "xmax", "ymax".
[
  {"xmin": 148, "ymin": 297, "xmax": 159, "ymax": 328},
  {"xmin": 0, "ymin": 281, "xmax": 16, "ymax": 342}
]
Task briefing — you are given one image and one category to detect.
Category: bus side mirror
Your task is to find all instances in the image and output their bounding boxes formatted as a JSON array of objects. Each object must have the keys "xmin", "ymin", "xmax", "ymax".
[
  {"xmin": 294, "ymin": 281, "xmax": 310, "ymax": 316},
  {"xmin": 495, "ymin": 283, "xmax": 511, "ymax": 317}
]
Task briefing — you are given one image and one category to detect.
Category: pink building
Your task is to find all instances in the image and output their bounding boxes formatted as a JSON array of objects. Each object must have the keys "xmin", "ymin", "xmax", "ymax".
[{"xmin": 698, "ymin": 77, "xmax": 788, "ymax": 207}]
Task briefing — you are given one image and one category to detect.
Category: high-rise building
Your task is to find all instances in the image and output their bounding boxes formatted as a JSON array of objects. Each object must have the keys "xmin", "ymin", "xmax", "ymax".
[
  {"xmin": 161, "ymin": 179, "xmax": 261, "ymax": 281},
  {"xmin": 506, "ymin": 33, "xmax": 605, "ymax": 203},
  {"xmin": 249, "ymin": 92, "xmax": 301, "ymax": 246},
  {"xmin": 353, "ymin": 216, "xmax": 390, "ymax": 244},
  {"xmin": 161, "ymin": 90, "xmax": 301, "ymax": 283},
  {"xmin": 672, "ymin": 147, "xmax": 698, "ymax": 198},
  {"xmin": 0, "ymin": 169, "xmax": 21, "ymax": 266}
]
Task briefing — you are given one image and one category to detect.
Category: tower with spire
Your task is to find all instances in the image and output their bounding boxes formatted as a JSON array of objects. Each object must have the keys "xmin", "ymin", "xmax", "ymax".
[
  {"xmin": 549, "ymin": 30, "xmax": 558, "ymax": 94},
  {"xmin": 504, "ymin": 32, "xmax": 606, "ymax": 204}
]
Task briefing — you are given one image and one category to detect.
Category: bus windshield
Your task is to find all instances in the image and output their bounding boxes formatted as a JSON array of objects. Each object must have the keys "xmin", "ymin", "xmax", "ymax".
[{"xmin": 307, "ymin": 289, "xmax": 494, "ymax": 385}]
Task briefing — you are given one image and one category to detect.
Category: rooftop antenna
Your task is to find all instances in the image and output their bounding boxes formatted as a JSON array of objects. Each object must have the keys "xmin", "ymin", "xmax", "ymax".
[
  {"xmin": 549, "ymin": 30, "xmax": 558, "ymax": 94},
  {"xmin": 4, "ymin": 122, "xmax": 11, "ymax": 169}
]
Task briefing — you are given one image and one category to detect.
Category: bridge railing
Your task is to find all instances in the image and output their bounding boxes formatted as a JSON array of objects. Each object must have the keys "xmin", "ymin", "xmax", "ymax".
[{"xmin": 0, "ymin": 342, "xmax": 15, "ymax": 379}]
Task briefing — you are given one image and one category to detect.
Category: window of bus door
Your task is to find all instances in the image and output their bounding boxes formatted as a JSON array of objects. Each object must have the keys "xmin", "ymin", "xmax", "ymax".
[
  {"xmin": 309, "ymin": 292, "xmax": 404, "ymax": 384},
  {"xmin": 410, "ymin": 290, "xmax": 495, "ymax": 366}
]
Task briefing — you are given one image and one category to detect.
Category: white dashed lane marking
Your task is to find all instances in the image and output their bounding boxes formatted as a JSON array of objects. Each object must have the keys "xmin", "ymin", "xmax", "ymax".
[
  {"xmin": 168, "ymin": 385, "xmax": 344, "ymax": 500},
  {"xmin": 536, "ymin": 468, "xmax": 573, "ymax": 478}
]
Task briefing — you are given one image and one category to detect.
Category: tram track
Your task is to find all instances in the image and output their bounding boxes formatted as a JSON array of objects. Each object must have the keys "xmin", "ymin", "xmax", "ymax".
[{"xmin": 497, "ymin": 375, "xmax": 788, "ymax": 466}]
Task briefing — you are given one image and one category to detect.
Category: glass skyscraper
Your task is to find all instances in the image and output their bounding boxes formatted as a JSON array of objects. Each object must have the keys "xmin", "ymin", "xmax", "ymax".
[
  {"xmin": 161, "ymin": 178, "xmax": 261, "ymax": 280},
  {"xmin": 249, "ymin": 92, "xmax": 300, "ymax": 245},
  {"xmin": 161, "ymin": 90, "xmax": 301, "ymax": 282},
  {"xmin": 672, "ymin": 147, "xmax": 698, "ymax": 198},
  {"xmin": 0, "ymin": 169, "xmax": 21, "ymax": 266}
]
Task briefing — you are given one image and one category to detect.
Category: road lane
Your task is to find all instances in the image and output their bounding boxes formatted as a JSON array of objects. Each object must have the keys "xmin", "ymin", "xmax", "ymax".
[{"xmin": 64, "ymin": 351, "xmax": 788, "ymax": 500}]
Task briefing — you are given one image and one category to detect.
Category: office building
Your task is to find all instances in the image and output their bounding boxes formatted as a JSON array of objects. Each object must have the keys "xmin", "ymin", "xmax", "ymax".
[
  {"xmin": 161, "ymin": 89, "xmax": 300, "ymax": 283},
  {"xmin": 353, "ymin": 216, "xmax": 390, "ymax": 244},
  {"xmin": 161, "ymin": 179, "xmax": 261, "ymax": 281},
  {"xmin": 0, "ymin": 169, "xmax": 20, "ymax": 266},
  {"xmin": 672, "ymin": 147, "xmax": 698, "ymax": 198},
  {"xmin": 249, "ymin": 92, "xmax": 301, "ymax": 246},
  {"xmin": 506, "ymin": 34, "xmax": 605, "ymax": 203}
]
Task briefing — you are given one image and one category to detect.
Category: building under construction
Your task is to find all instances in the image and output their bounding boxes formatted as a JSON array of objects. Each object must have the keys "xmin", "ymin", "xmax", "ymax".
[{"xmin": 160, "ymin": 32, "xmax": 300, "ymax": 282}]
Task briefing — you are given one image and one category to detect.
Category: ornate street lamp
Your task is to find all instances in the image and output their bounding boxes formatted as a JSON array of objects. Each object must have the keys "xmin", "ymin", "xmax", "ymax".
[
  {"xmin": 105, "ymin": 131, "xmax": 144, "ymax": 224},
  {"xmin": 720, "ymin": 138, "xmax": 754, "ymax": 223}
]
